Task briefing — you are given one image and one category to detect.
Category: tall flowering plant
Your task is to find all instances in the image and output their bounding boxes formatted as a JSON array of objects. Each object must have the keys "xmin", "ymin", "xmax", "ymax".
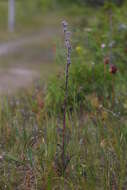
[{"xmin": 61, "ymin": 20, "xmax": 72, "ymax": 171}]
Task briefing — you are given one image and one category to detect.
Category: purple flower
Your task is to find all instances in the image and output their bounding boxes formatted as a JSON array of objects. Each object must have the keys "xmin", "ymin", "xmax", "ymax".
[
  {"xmin": 101, "ymin": 43, "xmax": 106, "ymax": 49},
  {"xmin": 62, "ymin": 20, "xmax": 68, "ymax": 33}
]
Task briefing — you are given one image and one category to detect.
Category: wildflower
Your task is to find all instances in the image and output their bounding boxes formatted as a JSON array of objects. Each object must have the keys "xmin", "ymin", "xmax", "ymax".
[
  {"xmin": 67, "ymin": 57, "xmax": 71, "ymax": 65},
  {"xmin": 62, "ymin": 20, "xmax": 68, "ymax": 33},
  {"xmin": 109, "ymin": 64, "xmax": 117, "ymax": 74},
  {"xmin": 100, "ymin": 139, "xmax": 106, "ymax": 149},
  {"xmin": 99, "ymin": 104, "xmax": 103, "ymax": 109},
  {"xmin": 91, "ymin": 62, "xmax": 95, "ymax": 66},
  {"xmin": 65, "ymin": 31, "xmax": 71, "ymax": 41},
  {"xmin": 101, "ymin": 43, "xmax": 106, "ymax": 49},
  {"xmin": 65, "ymin": 40, "xmax": 71, "ymax": 49},
  {"xmin": 84, "ymin": 28, "xmax": 92, "ymax": 32},
  {"xmin": 61, "ymin": 20, "xmax": 72, "ymax": 171},
  {"xmin": 76, "ymin": 46, "xmax": 82, "ymax": 53},
  {"xmin": 62, "ymin": 20, "xmax": 68, "ymax": 27}
]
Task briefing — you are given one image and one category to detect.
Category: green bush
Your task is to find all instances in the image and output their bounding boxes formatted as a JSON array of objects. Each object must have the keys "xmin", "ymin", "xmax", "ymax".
[
  {"xmin": 45, "ymin": 62, "xmax": 114, "ymax": 114},
  {"xmin": 55, "ymin": 0, "xmax": 124, "ymax": 6},
  {"xmin": 80, "ymin": 0, "xmax": 124, "ymax": 6},
  {"xmin": 45, "ymin": 5, "xmax": 127, "ymax": 114}
]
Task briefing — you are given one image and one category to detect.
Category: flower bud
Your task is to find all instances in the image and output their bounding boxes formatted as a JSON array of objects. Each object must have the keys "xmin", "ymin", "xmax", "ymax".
[{"xmin": 109, "ymin": 64, "xmax": 117, "ymax": 74}]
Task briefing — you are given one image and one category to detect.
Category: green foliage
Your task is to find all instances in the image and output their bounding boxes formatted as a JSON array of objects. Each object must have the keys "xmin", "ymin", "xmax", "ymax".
[
  {"xmin": 81, "ymin": 0, "xmax": 124, "ymax": 6},
  {"xmin": 0, "ymin": 2, "xmax": 127, "ymax": 189},
  {"xmin": 46, "ymin": 61, "xmax": 114, "ymax": 113},
  {"xmin": 0, "ymin": 92, "xmax": 126, "ymax": 189},
  {"xmin": 46, "ymin": 6, "xmax": 127, "ymax": 114}
]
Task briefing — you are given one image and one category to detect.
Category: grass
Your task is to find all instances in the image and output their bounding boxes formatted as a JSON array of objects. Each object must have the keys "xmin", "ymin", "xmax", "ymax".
[
  {"xmin": 0, "ymin": 95, "xmax": 126, "ymax": 189},
  {"xmin": 0, "ymin": 2, "xmax": 127, "ymax": 190}
]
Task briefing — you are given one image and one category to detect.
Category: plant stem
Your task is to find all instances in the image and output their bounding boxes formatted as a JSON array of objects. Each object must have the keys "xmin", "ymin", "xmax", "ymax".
[
  {"xmin": 61, "ymin": 21, "xmax": 71, "ymax": 172},
  {"xmin": 62, "ymin": 51, "xmax": 70, "ymax": 169}
]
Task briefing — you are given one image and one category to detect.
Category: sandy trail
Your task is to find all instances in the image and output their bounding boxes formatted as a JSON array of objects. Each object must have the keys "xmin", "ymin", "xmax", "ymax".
[
  {"xmin": 0, "ymin": 25, "xmax": 60, "ymax": 94},
  {"xmin": 0, "ymin": 27, "xmax": 58, "ymax": 56}
]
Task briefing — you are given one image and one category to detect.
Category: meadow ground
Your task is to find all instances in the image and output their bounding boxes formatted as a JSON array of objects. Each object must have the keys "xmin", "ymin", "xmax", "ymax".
[{"xmin": 0, "ymin": 3, "xmax": 127, "ymax": 190}]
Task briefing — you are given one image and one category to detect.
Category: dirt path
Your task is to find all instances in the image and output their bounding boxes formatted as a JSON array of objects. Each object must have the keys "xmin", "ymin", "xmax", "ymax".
[
  {"xmin": 0, "ymin": 23, "xmax": 61, "ymax": 94},
  {"xmin": 0, "ymin": 27, "xmax": 59, "ymax": 56}
]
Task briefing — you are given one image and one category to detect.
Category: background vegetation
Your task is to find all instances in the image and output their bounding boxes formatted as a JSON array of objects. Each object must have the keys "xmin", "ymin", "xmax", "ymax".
[{"xmin": 0, "ymin": 0, "xmax": 127, "ymax": 189}]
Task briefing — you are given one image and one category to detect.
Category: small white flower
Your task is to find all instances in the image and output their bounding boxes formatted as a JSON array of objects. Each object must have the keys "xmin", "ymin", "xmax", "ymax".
[
  {"xmin": 85, "ymin": 28, "xmax": 92, "ymax": 32},
  {"xmin": 62, "ymin": 20, "xmax": 68, "ymax": 27},
  {"xmin": 91, "ymin": 62, "xmax": 95, "ymax": 66},
  {"xmin": 99, "ymin": 104, "xmax": 103, "ymax": 108},
  {"xmin": 101, "ymin": 43, "xmax": 106, "ymax": 49},
  {"xmin": 62, "ymin": 20, "xmax": 68, "ymax": 33}
]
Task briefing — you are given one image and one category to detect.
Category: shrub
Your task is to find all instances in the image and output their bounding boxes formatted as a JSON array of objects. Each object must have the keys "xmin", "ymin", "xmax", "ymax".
[
  {"xmin": 45, "ymin": 62, "xmax": 114, "ymax": 114},
  {"xmin": 80, "ymin": 0, "xmax": 124, "ymax": 6}
]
